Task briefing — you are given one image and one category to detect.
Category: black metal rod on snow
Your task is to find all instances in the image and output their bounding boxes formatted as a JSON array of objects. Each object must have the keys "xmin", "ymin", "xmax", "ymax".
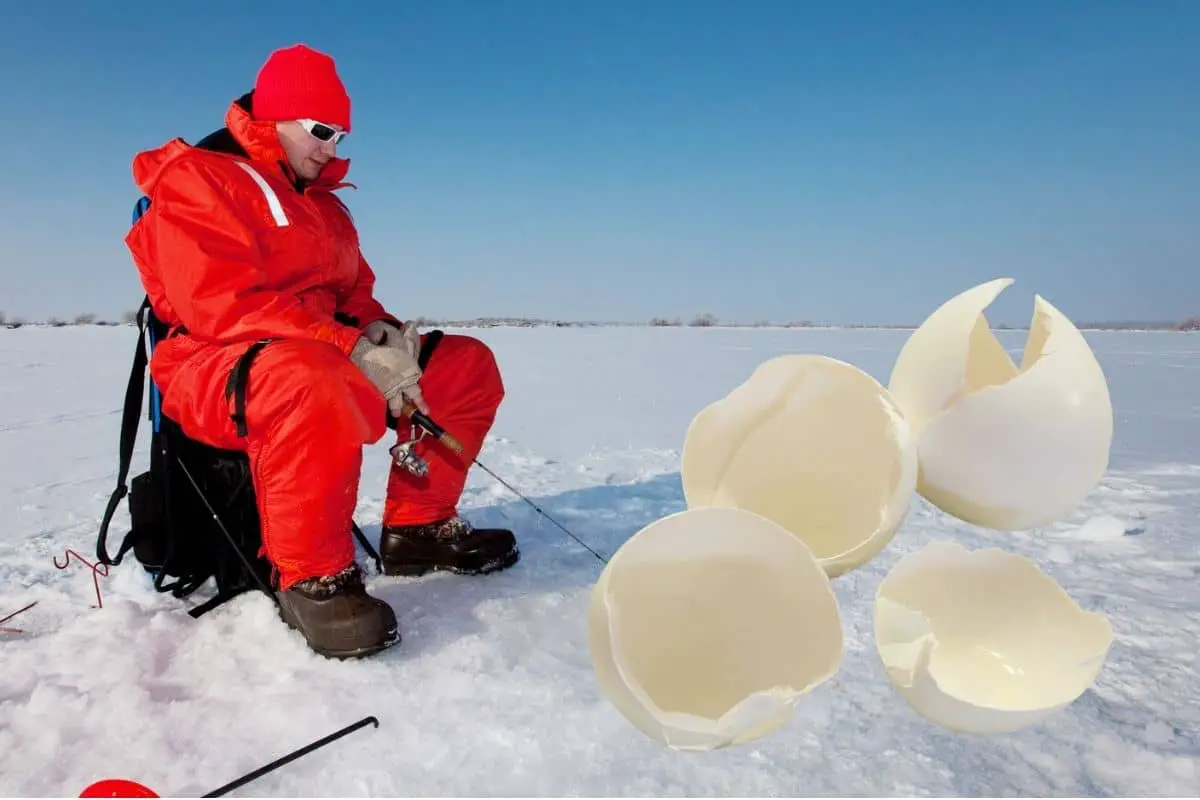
[{"xmin": 202, "ymin": 715, "xmax": 379, "ymax": 797}]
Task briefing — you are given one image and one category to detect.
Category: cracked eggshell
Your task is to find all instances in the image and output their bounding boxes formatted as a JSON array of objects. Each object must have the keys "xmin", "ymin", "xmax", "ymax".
[
  {"xmin": 681, "ymin": 354, "xmax": 918, "ymax": 577},
  {"xmin": 874, "ymin": 541, "xmax": 1112, "ymax": 734},
  {"xmin": 887, "ymin": 278, "xmax": 1113, "ymax": 530},
  {"xmin": 588, "ymin": 506, "xmax": 844, "ymax": 751}
]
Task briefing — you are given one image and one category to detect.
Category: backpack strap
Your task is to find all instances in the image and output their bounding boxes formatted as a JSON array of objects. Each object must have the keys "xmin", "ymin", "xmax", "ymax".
[
  {"xmin": 223, "ymin": 339, "xmax": 273, "ymax": 437},
  {"xmin": 418, "ymin": 330, "xmax": 444, "ymax": 370},
  {"xmin": 96, "ymin": 296, "xmax": 152, "ymax": 567}
]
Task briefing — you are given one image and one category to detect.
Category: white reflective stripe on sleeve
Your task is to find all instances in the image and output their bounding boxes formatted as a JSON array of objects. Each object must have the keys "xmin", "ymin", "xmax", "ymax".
[{"xmin": 235, "ymin": 161, "xmax": 289, "ymax": 227}]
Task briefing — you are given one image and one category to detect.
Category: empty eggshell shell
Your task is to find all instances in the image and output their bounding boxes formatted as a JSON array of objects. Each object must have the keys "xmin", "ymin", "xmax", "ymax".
[
  {"xmin": 588, "ymin": 506, "xmax": 844, "ymax": 750},
  {"xmin": 887, "ymin": 278, "xmax": 1113, "ymax": 530},
  {"xmin": 681, "ymin": 354, "xmax": 918, "ymax": 577},
  {"xmin": 874, "ymin": 540, "xmax": 1112, "ymax": 734}
]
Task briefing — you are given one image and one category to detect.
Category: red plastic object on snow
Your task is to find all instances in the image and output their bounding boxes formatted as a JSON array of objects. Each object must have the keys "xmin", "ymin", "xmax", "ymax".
[{"xmin": 79, "ymin": 779, "xmax": 159, "ymax": 797}]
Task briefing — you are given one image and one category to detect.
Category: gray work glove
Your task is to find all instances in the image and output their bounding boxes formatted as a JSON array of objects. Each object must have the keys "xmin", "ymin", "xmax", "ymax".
[
  {"xmin": 363, "ymin": 319, "xmax": 421, "ymax": 360},
  {"xmin": 350, "ymin": 335, "xmax": 430, "ymax": 416}
]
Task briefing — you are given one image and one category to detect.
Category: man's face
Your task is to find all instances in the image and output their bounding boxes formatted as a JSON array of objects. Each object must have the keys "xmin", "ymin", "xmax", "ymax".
[{"xmin": 275, "ymin": 119, "xmax": 345, "ymax": 180}]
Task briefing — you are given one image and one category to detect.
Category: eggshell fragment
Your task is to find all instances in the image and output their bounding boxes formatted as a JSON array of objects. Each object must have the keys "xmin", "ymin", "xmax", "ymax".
[
  {"xmin": 681, "ymin": 354, "xmax": 918, "ymax": 577},
  {"xmin": 887, "ymin": 278, "xmax": 1113, "ymax": 530},
  {"xmin": 874, "ymin": 540, "xmax": 1112, "ymax": 734},
  {"xmin": 588, "ymin": 506, "xmax": 843, "ymax": 750}
]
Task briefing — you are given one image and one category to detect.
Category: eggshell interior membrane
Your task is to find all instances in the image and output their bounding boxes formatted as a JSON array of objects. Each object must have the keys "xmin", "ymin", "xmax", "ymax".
[
  {"xmin": 681, "ymin": 354, "xmax": 918, "ymax": 577},
  {"xmin": 874, "ymin": 541, "xmax": 1112, "ymax": 734},
  {"xmin": 588, "ymin": 506, "xmax": 844, "ymax": 750},
  {"xmin": 887, "ymin": 279, "xmax": 1113, "ymax": 530}
]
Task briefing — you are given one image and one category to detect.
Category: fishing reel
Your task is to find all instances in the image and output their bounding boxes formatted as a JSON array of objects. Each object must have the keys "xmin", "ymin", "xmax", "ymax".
[
  {"xmin": 387, "ymin": 402, "xmax": 464, "ymax": 477},
  {"xmin": 389, "ymin": 425, "xmax": 430, "ymax": 476}
]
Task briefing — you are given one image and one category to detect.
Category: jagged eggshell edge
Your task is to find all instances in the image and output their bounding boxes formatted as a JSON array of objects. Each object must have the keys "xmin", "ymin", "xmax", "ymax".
[
  {"xmin": 887, "ymin": 277, "xmax": 1016, "ymax": 431},
  {"xmin": 683, "ymin": 354, "xmax": 919, "ymax": 576},
  {"xmin": 681, "ymin": 355, "xmax": 816, "ymax": 509},
  {"xmin": 914, "ymin": 294, "xmax": 1113, "ymax": 529},
  {"xmin": 588, "ymin": 506, "xmax": 845, "ymax": 750},
  {"xmin": 874, "ymin": 540, "xmax": 1113, "ymax": 734}
]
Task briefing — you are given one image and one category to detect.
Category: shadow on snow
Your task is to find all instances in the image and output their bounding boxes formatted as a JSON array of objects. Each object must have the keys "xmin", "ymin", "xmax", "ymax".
[{"xmin": 352, "ymin": 470, "xmax": 686, "ymax": 664}]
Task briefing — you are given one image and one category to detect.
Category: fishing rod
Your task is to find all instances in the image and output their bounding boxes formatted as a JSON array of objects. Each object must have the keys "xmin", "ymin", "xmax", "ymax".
[{"xmin": 391, "ymin": 402, "xmax": 609, "ymax": 566}]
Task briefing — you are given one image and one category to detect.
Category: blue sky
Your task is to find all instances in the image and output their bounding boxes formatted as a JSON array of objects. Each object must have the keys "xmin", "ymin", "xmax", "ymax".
[{"xmin": 1, "ymin": 0, "xmax": 1196, "ymax": 326}]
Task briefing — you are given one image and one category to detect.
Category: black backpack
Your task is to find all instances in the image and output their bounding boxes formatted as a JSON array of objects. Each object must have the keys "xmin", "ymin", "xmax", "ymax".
[{"xmin": 95, "ymin": 196, "xmax": 379, "ymax": 618}]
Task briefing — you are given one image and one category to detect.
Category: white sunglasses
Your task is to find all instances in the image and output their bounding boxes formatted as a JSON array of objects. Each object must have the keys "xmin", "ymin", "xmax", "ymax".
[{"xmin": 298, "ymin": 118, "xmax": 348, "ymax": 145}]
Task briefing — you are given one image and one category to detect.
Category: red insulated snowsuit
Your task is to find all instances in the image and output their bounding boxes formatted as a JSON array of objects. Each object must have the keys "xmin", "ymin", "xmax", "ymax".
[{"xmin": 124, "ymin": 99, "xmax": 504, "ymax": 589}]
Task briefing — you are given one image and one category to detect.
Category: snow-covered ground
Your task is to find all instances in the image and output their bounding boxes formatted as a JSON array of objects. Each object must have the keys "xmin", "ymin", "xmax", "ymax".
[{"xmin": 1, "ymin": 324, "xmax": 1197, "ymax": 796}]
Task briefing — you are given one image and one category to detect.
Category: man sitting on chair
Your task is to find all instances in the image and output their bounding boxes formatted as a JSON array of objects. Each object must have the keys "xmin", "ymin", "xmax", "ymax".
[{"xmin": 123, "ymin": 43, "xmax": 519, "ymax": 659}]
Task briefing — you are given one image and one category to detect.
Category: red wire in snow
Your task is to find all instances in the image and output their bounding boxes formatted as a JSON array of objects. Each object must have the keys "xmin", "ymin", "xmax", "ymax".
[
  {"xmin": 53, "ymin": 549, "xmax": 110, "ymax": 608},
  {"xmin": 0, "ymin": 600, "xmax": 37, "ymax": 634}
]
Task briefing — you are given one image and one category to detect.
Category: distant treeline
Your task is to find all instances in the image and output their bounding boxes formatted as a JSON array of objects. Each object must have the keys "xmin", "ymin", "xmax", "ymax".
[{"xmin": 2, "ymin": 310, "xmax": 1197, "ymax": 332}]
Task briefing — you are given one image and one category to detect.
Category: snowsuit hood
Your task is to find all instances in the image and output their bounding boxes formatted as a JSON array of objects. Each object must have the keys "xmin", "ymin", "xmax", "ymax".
[
  {"xmin": 122, "ymin": 88, "xmax": 380, "ymax": 363},
  {"xmin": 131, "ymin": 92, "xmax": 352, "ymax": 196}
]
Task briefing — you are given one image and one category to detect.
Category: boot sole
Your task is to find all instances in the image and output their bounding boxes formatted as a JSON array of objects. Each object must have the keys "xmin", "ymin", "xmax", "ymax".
[
  {"xmin": 277, "ymin": 608, "xmax": 401, "ymax": 660},
  {"xmin": 383, "ymin": 544, "xmax": 521, "ymax": 578},
  {"xmin": 313, "ymin": 628, "xmax": 401, "ymax": 660}
]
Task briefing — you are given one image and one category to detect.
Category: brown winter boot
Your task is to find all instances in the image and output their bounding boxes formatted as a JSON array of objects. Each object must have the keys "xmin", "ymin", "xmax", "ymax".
[
  {"xmin": 380, "ymin": 516, "xmax": 519, "ymax": 577},
  {"xmin": 276, "ymin": 563, "xmax": 400, "ymax": 659}
]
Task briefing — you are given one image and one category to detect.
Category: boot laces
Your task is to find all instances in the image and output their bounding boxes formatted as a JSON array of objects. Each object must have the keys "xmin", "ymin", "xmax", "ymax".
[
  {"xmin": 424, "ymin": 516, "xmax": 474, "ymax": 541},
  {"xmin": 292, "ymin": 563, "xmax": 362, "ymax": 598}
]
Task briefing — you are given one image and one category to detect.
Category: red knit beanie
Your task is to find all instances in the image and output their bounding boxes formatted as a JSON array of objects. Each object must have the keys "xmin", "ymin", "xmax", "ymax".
[{"xmin": 252, "ymin": 43, "xmax": 351, "ymax": 131}]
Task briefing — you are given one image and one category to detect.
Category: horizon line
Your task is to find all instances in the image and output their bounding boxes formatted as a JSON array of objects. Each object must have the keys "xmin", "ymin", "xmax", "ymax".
[{"xmin": 2, "ymin": 313, "xmax": 1196, "ymax": 333}]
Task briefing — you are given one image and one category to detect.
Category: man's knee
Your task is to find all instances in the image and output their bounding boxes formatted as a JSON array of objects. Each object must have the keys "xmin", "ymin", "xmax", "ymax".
[{"xmin": 429, "ymin": 334, "xmax": 505, "ymax": 403}]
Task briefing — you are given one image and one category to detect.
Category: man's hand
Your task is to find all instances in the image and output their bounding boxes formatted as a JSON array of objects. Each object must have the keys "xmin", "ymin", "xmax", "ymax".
[
  {"xmin": 363, "ymin": 319, "xmax": 420, "ymax": 360},
  {"xmin": 350, "ymin": 336, "xmax": 431, "ymax": 416}
]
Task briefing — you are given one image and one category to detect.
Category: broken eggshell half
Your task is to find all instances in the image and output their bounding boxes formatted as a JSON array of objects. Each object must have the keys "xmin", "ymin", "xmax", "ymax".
[
  {"xmin": 886, "ymin": 278, "xmax": 1113, "ymax": 530},
  {"xmin": 681, "ymin": 354, "xmax": 918, "ymax": 578},
  {"xmin": 588, "ymin": 506, "xmax": 844, "ymax": 750},
  {"xmin": 874, "ymin": 540, "xmax": 1112, "ymax": 734}
]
